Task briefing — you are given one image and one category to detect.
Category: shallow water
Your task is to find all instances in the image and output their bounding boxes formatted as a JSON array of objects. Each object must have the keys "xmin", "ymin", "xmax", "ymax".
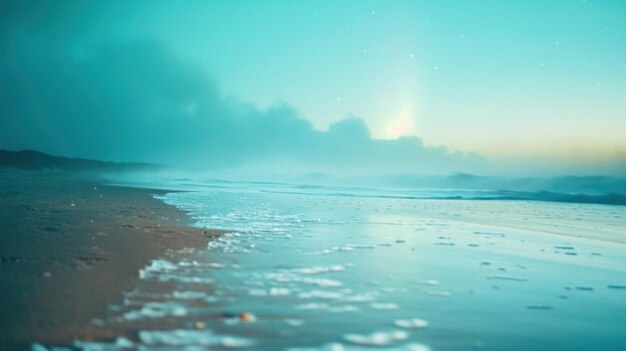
[{"xmin": 49, "ymin": 185, "xmax": 626, "ymax": 351}]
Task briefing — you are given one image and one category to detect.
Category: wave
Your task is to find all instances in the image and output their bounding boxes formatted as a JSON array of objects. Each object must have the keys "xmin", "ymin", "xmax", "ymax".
[{"xmin": 260, "ymin": 188, "xmax": 626, "ymax": 206}]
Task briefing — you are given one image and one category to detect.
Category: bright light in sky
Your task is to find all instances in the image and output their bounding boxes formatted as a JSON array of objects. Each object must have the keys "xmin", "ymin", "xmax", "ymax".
[
  {"xmin": 386, "ymin": 115, "xmax": 412, "ymax": 139},
  {"xmin": 107, "ymin": 0, "xmax": 626, "ymax": 159},
  {"xmin": 1, "ymin": 0, "xmax": 625, "ymax": 175},
  {"xmin": 386, "ymin": 112, "xmax": 415, "ymax": 139}
]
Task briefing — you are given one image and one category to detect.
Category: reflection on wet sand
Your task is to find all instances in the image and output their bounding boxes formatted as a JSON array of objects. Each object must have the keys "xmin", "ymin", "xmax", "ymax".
[{"xmin": 43, "ymin": 189, "xmax": 626, "ymax": 350}]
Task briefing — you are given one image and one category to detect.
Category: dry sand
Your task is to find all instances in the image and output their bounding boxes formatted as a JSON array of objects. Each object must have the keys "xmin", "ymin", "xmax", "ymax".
[{"xmin": 0, "ymin": 171, "xmax": 221, "ymax": 350}]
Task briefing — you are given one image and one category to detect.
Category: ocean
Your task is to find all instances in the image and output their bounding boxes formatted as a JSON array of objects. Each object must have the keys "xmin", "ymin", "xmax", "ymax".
[{"xmin": 61, "ymin": 181, "xmax": 626, "ymax": 351}]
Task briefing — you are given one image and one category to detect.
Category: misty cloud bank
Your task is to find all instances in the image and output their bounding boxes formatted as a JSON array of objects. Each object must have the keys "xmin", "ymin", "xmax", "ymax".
[
  {"xmin": 1, "ymin": 1, "xmax": 625, "ymax": 179},
  {"xmin": 0, "ymin": 35, "xmax": 485, "ymax": 175}
]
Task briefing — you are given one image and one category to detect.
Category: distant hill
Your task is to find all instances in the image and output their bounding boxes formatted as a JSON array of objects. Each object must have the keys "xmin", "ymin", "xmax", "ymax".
[{"xmin": 0, "ymin": 150, "xmax": 161, "ymax": 172}]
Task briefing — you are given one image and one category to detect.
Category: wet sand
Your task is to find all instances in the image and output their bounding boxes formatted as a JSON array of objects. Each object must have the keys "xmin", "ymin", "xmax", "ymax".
[{"xmin": 0, "ymin": 171, "xmax": 221, "ymax": 350}]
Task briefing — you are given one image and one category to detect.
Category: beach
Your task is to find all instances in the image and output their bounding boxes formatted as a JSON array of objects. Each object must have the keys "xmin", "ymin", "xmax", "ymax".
[
  {"xmin": 0, "ymin": 171, "xmax": 221, "ymax": 349},
  {"xmin": 1, "ymin": 173, "xmax": 625, "ymax": 350},
  {"xmin": 36, "ymin": 183, "xmax": 621, "ymax": 351}
]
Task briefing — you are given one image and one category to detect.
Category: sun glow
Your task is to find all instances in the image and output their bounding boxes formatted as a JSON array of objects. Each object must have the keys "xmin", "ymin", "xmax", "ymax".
[{"xmin": 385, "ymin": 111, "xmax": 415, "ymax": 139}]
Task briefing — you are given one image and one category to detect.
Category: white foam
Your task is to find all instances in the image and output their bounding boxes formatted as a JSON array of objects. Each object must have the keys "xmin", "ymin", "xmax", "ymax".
[
  {"xmin": 295, "ymin": 302, "xmax": 329, "ymax": 310},
  {"xmin": 287, "ymin": 343, "xmax": 345, "ymax": 351},
  {"xmin": 270, "ymin": 287, "xmax": 292, "ymax": 296},
  {"xmin": 266, "ymin": 272, "xmax": 343, "ymax": 287},
  {"xmin": 287, "ymin": 342, "xmax": 430, "ymax": 351},
  {"xmin": 371, "ymin": 303, "xmax": 399, "ymax": 310},
  {"xmin": 123, "ymin": 302, "xmax": 187, "ymax": 320},
  {"xmin": 394, "ymin": 318, "xmax": 429, "ymax": 329},
  {"xmin": 71, "ymin": 341, "xmax": 119, "ymax": 351},
  {"xmin": 71, "ymin": 337, "xmax": 134, "ymax": 351},
  {"xmin": 285, "ymin": 319, "xmax": 305, "ymax": 327},
  {"xmin": 342, "ymin": 292, "xmax": 379, "ymax": 302},
  {"xmin": 401, "ymin": 344, "xmax": 431, "ymax": 351},
  {"xmin": 114, "ymin": 337, "xmax": 134, "ymax": 347},
  {"xmin": 293, "ymin": 265, "xmax": 346, "ymax": 275},
  {"xmin": 139, "ymin": 329, "xmax": 255, "ymax": 347},
  {"xmin": 309, "ymin": 249, "xmax": 334, "ymax": 256},
  {"xmin": 139, "ymin": 259, "xmax": 177, "ymax": 279},
  {"xmin": 173, "ymin": 291, "xmax": 207, "ymax": 299},
  {"xmin": 152, "ymin": 273, "xmax": 215, "ymax": 284},
  {"xmin": 177, "ymin": 260, "xmax": 224, "ymax": 269},
  {"xmin": 299, "ymin": 290, "xmax": 344, "ymax": 299},
  {"xmin": 302, "ymin": 277, "xmax": 343, "ymax": 287},
  {"xmin": 344, "ymin": 330, "xmax": 408, "ymax": 346}
]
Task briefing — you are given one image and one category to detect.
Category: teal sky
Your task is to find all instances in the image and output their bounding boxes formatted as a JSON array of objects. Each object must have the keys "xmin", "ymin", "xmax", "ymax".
[
  {"xmin": 98, "ymin": 0, "xmax": 626, "ymax": 160},
  {"xmin": 1, "ymin": 0, "xmax": 625, "ymax": 176}
]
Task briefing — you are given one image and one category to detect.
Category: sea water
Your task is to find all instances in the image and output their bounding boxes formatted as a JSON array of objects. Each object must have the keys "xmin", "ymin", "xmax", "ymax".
[{"xmin": 53, "ymin": 184, "xmax": 626, "ymax": 351}]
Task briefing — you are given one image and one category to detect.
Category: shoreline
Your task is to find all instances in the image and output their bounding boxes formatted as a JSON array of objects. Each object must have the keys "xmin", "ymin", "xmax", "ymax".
[{"xmin": 0, "ymin": 171, "xmax": 221, "ymax": 350}]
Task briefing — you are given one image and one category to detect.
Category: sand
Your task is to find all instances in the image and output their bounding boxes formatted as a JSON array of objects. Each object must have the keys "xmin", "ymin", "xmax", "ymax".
[{"xmin": 0, "ymin": 171, "xmax": 221, "ymax": 350}]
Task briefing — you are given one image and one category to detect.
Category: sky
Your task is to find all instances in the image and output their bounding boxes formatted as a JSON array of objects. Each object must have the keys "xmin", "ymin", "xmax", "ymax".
[{"xmin": 1, "ymin": 0, "xmax": 625, "ymax": 176}]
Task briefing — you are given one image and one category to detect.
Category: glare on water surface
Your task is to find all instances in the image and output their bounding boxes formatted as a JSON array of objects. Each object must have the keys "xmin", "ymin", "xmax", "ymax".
[{"xmin": 61, "ymin": 187, "xmax": 626, "ymax": 351}]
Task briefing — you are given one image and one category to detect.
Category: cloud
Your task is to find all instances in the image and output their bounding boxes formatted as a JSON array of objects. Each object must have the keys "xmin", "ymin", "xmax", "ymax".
[
  {"xmin": 0, "ymin": 32, "xmax": 485, "ymax": 175},
  {"xmin": 1, "ymin": 1, "xmax": 624, "ymax": 178}
]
